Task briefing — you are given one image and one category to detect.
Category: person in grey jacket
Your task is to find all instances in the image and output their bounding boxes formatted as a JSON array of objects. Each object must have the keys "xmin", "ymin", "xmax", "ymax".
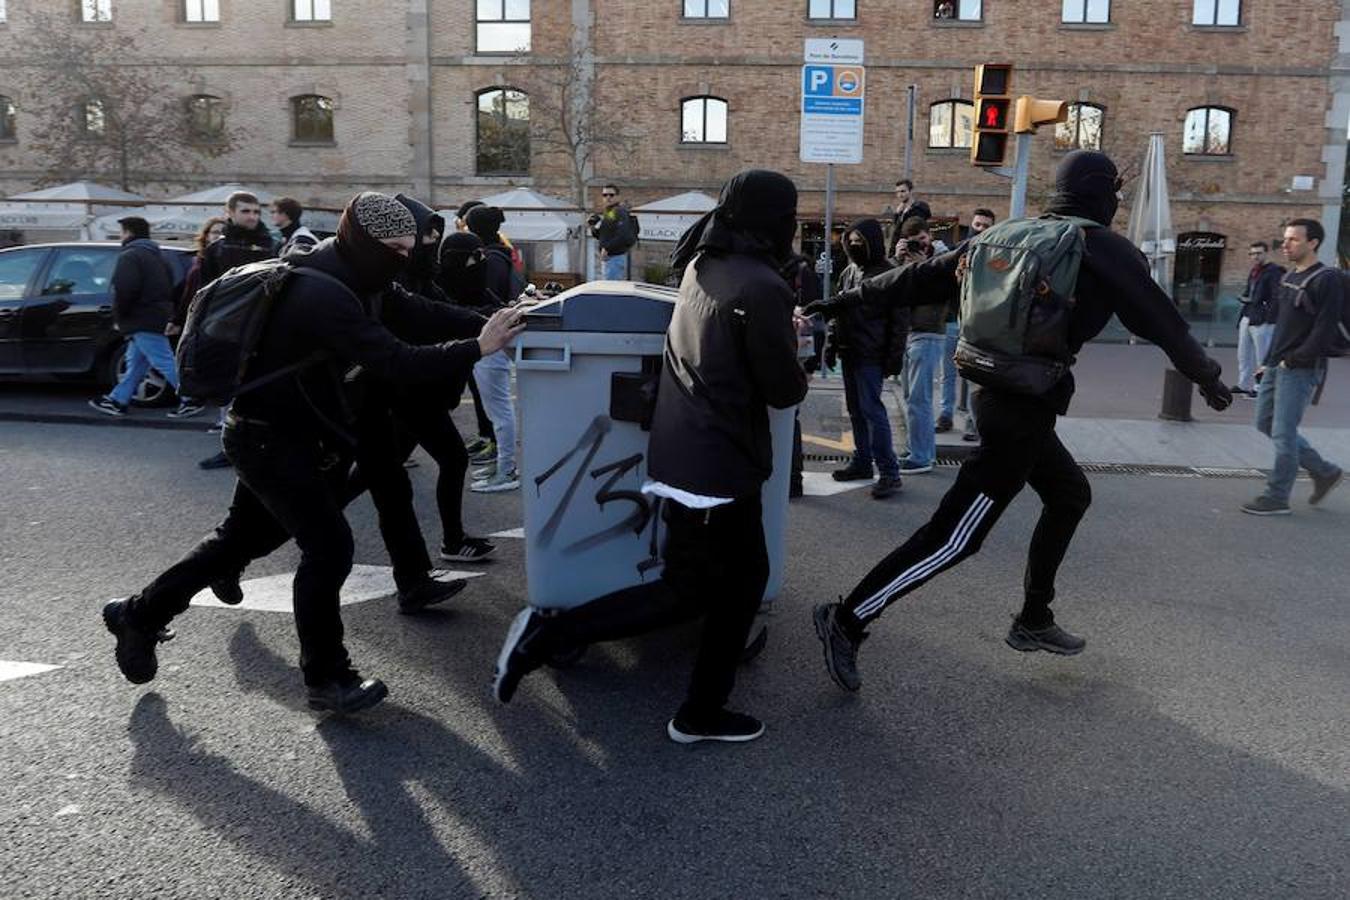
[
  {"xmin": 89, "ymin": 217, "xmax": 202, "ymax": 419},
  {"xmin": 493, "ymin": 169, "xmax": 808, "ymax": 745}
]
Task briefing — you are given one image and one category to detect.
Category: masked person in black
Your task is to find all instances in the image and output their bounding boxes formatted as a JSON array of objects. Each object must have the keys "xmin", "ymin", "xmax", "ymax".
[
  {"xmin": 493, "ymin": 170, "xmax": 809, "ymax": 744},
  {"xmin": 806, "ymin": 151, "xmax": 1232, "ymax": 692},
  {"xmin": 102, "ymin": 192, "xmax": 525, "ymax": 714}
]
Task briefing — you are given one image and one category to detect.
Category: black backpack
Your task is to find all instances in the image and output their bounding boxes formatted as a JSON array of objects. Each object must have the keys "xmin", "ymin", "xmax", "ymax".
[
  {"xmin": 1283, "ymin": 266, "xmax": 1350, "ymax": 358},
  {"xmin": 175, "ymin": 259, "xmax": 355, "ymax": 404}
]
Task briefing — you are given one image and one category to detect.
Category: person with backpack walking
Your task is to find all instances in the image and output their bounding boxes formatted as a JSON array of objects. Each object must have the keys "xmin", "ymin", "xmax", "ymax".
[
  {"xmin": 804, "ymin": 151, "xmax": 1233, "ymax": 692},
  {"xmin": 101, "ymin": 192, "xmax": 525, "ymax": 714},
  {"xmin": 465, "ymin": 205, "xmax": 522, "ymax": 493},
  {"xmin": 88, "ymin": 217, "xmax": 204, "ymax": 420},
  {"xmin": 1240, "ymin": 219, "xmax": 1344, "ymax": 515}
]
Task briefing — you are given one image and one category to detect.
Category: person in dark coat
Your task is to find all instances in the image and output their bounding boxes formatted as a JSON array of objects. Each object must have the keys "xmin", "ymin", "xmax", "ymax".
[
  {"xmin": 1233, "ymin": 240, "xmax": 1284, "ymax": 397},
  {"xmin": 464, "ymin": 205, "xmax": 521, "ymax": 493},
  {"xmin": 88, "ymin": 217, "xmax": 203, "ymax": 420},
  {"xmin": 807, "ymin": 151, "xmax": 1232, "ymax": 692},
  {"xmin": 493, "ymin": 169, "xmax": 809, "ymax": 745},
  {"xmin": 200, "ymin": 191, "xmax": 276, "ymax": 284},
  {"xmin": 101, "ymin": 192, "xmax": 525, "ymax": 715},
  {"xmin": 828, "ymin": 217, "xmax": 904, "ymax": 499}
]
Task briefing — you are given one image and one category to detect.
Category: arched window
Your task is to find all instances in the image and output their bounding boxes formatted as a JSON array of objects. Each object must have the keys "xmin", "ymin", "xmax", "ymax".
[
  {"xmin": 1055, "ymin": 102, "xmax": 1104, "ymax": 151},
  {"xmin": 291, "ymin": 94, "xmax": 334, "ymax": 144},
  {"xmin": 928, "ymin": 99, "xmax": 973, "ymax": 149},
  {"xmin": 681, "ymin": 96, "xmax": 727, "ymax": 144},
  {"xmin": 81, "ymin": 99, "xmax": 106, "ymax": 139},
  {"xmin": 1183, "ymin": 106, "xmax": 1233, "ymax": 156},
  {"xmin": 476, "ymin": 87, "xmax": 530, "ymax": 175},
  {"xmin": 0, "ymin": 95, "xmax": 15, "ymax": 141},
  {"xmin": 185, "ymin": 94, "xmax": 225, "ymax": 143}
]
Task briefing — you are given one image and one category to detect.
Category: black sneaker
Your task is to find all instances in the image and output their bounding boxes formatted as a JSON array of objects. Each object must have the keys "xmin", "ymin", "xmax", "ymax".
[
  {"xmin": 871, "ymin": 475, "xmax": 902, "ymax": 499},
  {"xmin": 89, "ymin": 396, "xmax": 127, "ymax": 417},
  {"xmin": 667, "ymin": 707, "xmax": 764, "ymax": 744},
  {"xmin": 306, "ymin": 671, "xmax": 388, "ymax": 714},
  {"xmin": 1240, "ymin": 495, "xmax": 1291, "ymax": 516},
  {"xmin": 102, "ymin": 599, "xmax": 160, "ymax": 684},
  {"xmin": 812, "ymin": 602, "xmax": 865, "ymax": 692},
  {"xmin": 166, "ymin": 400, "xmax": 205, "ymax": 420},
  {"xmin": 789, "ymin": 480, "xmax": 804, "ymax": 499},
  {"xmin": 935, "ymin": 415, "xmax": 953, "ymax": 433},
  {"xmin": 440, "ymin": 537, "xmax": 496, "ymax": 563},
  {"xmin": 831, "ymin": 462, "xmax": 873, "ymax": 482},
  {"xmin": 1310, "ymin": 468, "xmax": 1343, "ymax": 506},
  {"xmin": 396, "ymin": 572, "xmax": 468, "ymax": 614},
  {"xmin": 1005, "ymin": 617, "xmax": 1086, "ymax": 656},
  {"xmin": 198, "ymin": 451, "xmax": 232, "ymax": 470},
  {"xmin": 211, "ymin": 575, "xmax": 244, "ymax": 606},
  {"xmin": 493, "ymin": 607, "xmax": 549, "ymax": 703}
]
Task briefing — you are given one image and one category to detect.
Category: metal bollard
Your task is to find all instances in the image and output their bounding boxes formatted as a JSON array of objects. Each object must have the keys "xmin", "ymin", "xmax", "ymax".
[{"xmin": 1158, "ymin": 368, "xmax": 1193, "ymax": 422}]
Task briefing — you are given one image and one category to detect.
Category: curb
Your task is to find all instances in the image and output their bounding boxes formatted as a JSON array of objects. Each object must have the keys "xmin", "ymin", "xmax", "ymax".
[{"xmin": 0, "ymin": 410, "xmax": 213, "ymax": 433}]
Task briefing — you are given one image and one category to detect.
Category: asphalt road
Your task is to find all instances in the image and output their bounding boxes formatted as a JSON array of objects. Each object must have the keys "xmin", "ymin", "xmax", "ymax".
[{"xmin": 1, "ymin": 420, "xmax": 1347, "ymax": 899}]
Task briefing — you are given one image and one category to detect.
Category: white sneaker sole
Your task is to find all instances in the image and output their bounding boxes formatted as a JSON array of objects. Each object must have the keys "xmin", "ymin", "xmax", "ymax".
[
  {"xmin": 667, "ymin": 719, "xmax": 765, "ymax": 744},
  {"xmin": 472, "ymin": 481, "xmax": 520, "ymax": 494},
  {"xmin": 440, "ymin": 547, "xmax": 497, "ymax": 563},
  {"xmin": 493, "ymin": 608, "xmax": 534, "ymax": 703}
]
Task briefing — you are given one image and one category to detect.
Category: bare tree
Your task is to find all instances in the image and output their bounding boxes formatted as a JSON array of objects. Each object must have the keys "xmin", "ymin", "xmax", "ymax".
[{"xmin": 8, "ymin": 9, "xmax": 241, "ymax": 191}]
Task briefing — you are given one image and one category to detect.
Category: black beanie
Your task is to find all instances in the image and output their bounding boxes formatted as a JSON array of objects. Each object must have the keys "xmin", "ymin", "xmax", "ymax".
[
  {"xmin": 466, "ymin": 205, "xmax": 506, "ymax": 242},
  {"xmin": 457, "ymin": 200, "xmax": 484, "ymax": 222}
]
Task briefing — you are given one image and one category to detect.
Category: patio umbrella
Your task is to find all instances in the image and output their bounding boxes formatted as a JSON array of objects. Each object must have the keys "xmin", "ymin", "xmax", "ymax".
[{"xmin": 1125, "ymin": 132, "xmax": 1175, "ymax": 295}]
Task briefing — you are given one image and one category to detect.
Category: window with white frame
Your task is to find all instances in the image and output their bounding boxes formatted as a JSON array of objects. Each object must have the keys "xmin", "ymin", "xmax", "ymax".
[
  {"xmin": 684, "ymin": 0, "xmax": 729, "ymax": 17},
  {"xmin": 81, "ymin": 0, "xmax": 112, "ymax": 23},
  {"xmin": 681, "ymin": 96, "xmax": 727, "ymax": 143},
  {"xmin": 292, "ymin": 0, "xmax": 331, "ymax": 22},
  {"xmin": 934, "ymin": 0, "xmax": 981, "ymax": 20},
  {"xmin": 477, "ymin": 0, "xmax": 531, "ymax": 53},
  {"xmin": 808, "ymin": 0, "xmax": 855, "ymax": 20},
  {"xmin": 1192, "ymin": 0, "xmax": 1239, "ymax": 26},
  {"xmin": 1062, "ymin": 0, "xmax": 1108, "ymax": 23},
  {"xmin": 1183, "ymin": 106, "xmax": 1233, "ymax": 155},
  {"xmin": 928, "ymin": 99, "xmax": 974, "ymax": 149},
  {"xmin": 185, "ymin": 0, "xmax": 220, "ymax": 22},
  {"xmin": 1055, "ymin": 102, "xmax": 1104, "ymax": 150}
]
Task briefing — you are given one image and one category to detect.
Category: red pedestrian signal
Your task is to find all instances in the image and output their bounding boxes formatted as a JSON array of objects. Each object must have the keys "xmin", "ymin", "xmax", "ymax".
[
  {"xmin": 971, "ymin": 64, "xmax": 1013, "ymax": 168},
  {"xmin": 979, "ymin": 98, "xmax": 1010, "ymax": 131}
]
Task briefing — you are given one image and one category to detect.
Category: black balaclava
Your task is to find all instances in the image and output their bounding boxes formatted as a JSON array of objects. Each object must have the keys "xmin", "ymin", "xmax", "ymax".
[
  {"xmin": 670, "ymin": 169, "xmax": 798, "ymax": 272},
  {"xmin": 335, "ymin": 191, "xmax": 417, "ymax": 296},
  {"xmin": 439, "ymin": 232, "xmax": 487, "ymax": 305},
  {"xmin": 843, "ymin": 218, "xmax": 886, "ymax": 268},
  {"xmin": 1045, "ymin": 150, "xmax": 1120, "ymax": 227},
  {"xmin": 394, "ymin": 193, "xmax": 446, "ymax": 284},
  {"xmin": 466, "ymin": 206, "xmax": 506, "ymax": 245}
]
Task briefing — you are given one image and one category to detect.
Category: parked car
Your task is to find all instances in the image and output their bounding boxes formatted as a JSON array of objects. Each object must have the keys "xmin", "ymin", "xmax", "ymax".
[{"xmin": 0, "ymin": 242, "xmax": 195, "ymax": 404}]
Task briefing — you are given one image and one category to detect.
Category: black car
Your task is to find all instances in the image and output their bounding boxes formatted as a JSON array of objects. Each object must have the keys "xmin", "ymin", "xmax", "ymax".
[{"xmin": 0, "ymin": 242, "xmax": 195, "ymax": 403}]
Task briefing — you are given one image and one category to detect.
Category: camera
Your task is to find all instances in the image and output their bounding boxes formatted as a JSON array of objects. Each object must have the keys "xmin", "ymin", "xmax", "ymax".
[{"xmin": 903, "ymin": 238, "xmax": 924, "ymax": 255}]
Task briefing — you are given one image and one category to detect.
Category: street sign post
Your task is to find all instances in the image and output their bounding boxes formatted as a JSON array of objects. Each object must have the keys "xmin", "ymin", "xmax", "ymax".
[{"xmin": 801, "ymin": 38, "xmax": 864, "ymax": 299}]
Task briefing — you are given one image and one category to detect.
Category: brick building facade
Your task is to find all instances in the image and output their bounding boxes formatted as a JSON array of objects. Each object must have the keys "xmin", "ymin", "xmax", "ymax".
[{"xmin": 2, "ymin": 0, "xmax": 1348, "ymax": 299}]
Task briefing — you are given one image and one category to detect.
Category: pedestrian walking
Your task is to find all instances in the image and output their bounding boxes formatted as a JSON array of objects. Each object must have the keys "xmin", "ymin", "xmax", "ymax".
[
  {"xmin": 1241, "ymin": 219, "xmax": 1344, "ymax": 515},
  {"xmin": 1233, "ymin": 240, "xmax": 1283, "ymax": 398},
  {"xmin": 805, "ymin": 151, "xmax": 1232, "ymax": 692},
  {"xmin": 493, "ymin": 169, "xmax": 809, "ymax": 744},
  {"xmin": 88, "ymin": 217, "xmax": 203, "ymax": 420}
]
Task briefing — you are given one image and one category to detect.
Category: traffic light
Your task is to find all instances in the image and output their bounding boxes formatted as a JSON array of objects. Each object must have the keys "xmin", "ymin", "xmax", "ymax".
[
  {"xmin": 1014, "ymin": 97, "xmax": 1068, "ymax": 134},
  {"xmin": 971, "ymin": 64, "xmax": 1013, "ymax": 167}
]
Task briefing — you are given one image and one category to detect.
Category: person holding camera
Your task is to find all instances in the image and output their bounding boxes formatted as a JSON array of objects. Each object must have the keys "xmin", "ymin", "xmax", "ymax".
[
  {"xmin": 892, "ymin": 217, "xmax": 947, "ymax": 475},
  {"xmin": 589, "ymin": 184, "xmax": 637, "ymax": 281}
]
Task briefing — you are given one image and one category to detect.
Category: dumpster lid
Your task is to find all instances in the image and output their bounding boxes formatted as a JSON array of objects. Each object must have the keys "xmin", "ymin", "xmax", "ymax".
[{"xmin": 522, "ymin": 280, "xmax": 678, "ymax": 333}]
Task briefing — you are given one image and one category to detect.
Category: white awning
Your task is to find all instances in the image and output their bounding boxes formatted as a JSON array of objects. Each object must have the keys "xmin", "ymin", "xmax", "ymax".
[
  {"xmin": 447, "ymin": 187, "xmax": 584, "ymax": 243},
  {"xmin": 1, "ymin": 181, "xmax": 146, "ymax": 233},
  {"xmin": 632, "ymin": 191, "xmax": 717, "ymax": 242}
]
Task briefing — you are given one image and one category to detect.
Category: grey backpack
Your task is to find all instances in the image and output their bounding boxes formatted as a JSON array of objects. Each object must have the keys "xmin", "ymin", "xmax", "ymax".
[{"xmin": 954, "ymin": 214, "xmax": 1096, "ymax": 395}]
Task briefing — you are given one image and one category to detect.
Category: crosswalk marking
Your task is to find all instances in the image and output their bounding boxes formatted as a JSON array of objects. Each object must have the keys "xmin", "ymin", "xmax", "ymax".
[
  {"xmin": 801, "ymin": 471, "xmax": 876, "ymax": 497},
  {"xmin": 489, "ymin": 527, "xmax": 525, "ymax": 540},
  {"xmin": 0, "ymin": 661, "xmax": 61, "ymax": 682},
  {"xmin": 187, "ymin": 564, "xmax": 485, "ymax": 613}
]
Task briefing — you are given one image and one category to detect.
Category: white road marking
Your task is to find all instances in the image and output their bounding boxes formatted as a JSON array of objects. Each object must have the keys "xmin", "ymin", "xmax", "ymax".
[
  {"xmin": 0, "ymin": 661, "xmax": 61, "ymax": 682},
  {"xmin": 489, "ymin": 527, "xmax": 526, "ymax": 540},
  {"xmin": 187, "ymin": 564, "xmax": 484, "ymax": 613},
  {"xmin": 801, "ymin": 471, "xmax": 876, "ymax": 497}
]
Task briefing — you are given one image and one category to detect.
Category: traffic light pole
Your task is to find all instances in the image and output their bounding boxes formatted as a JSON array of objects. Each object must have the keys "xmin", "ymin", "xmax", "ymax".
[{"xmin": 985, "ymin": 132, "xmax": 1034, "ymax": 218}]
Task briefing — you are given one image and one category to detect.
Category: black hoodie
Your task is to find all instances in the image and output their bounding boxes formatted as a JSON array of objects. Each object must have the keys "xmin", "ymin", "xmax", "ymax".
[
  {"xmin": 394, "ymin": 193, "xmax": 448, "ymax": 301},
  {"xmin": 832, "ymin": 218, "xmax": 904, "ymax": 372},
  {"xmin": 842, "ymin": 151, "xmax": 1221, "ymax": 414},
  {"xmin": 201, "ymin": 220, "xmax": 276, "ymax": 284}
]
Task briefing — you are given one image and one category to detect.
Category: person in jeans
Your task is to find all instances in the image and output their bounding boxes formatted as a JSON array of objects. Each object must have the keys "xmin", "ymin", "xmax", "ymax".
[
  {"xmin": 828, "ymin": 218, "xmax": 905, "ymax": 499},
  {"xmin": 101, "ymin": 192, "xmax": 525, "ymax": 714},
  {"xmin": 894, "ymin": 217, "xmax": 945, "ymax": 475},
  {"xmin": 945, "ymin": 208, "xmax": 996, "ymax": 439},
  {"xmin": 493, "ymin": 170, "xmax": 809, "ymax": 744},
  {"xmin": 465, "ymin": 205, "xmax": 521, "ymax": 493},
  {"xmin": 589, "ymin": 184, "xmax": 636, "ymax": 280},
  {"xmin": 89, "ymin": 217, "xmax": 203, "ymax": 420},
  {"xmin": 1241, "ymin": 219, "xmax": 1344, "ymax": 515},
  {"xmin": 1234, "ymin": 240, "xmax": 1283, "ymax": 398}
]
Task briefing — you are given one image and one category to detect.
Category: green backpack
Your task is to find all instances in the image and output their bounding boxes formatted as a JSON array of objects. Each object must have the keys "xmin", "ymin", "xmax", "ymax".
[{"xmin": 955, "ymin": 214, "xmax": 1097, "ymax": 395}]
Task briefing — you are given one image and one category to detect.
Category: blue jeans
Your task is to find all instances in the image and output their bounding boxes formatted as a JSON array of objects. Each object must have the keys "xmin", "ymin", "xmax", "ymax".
[
  {"xmin": 941, "ymin": 320, "xmax": 959, "ymax": 419},
  {"xmin": 1254, "ymin": 365, "xmax": 1339, "ymax": 503},
  {"xmin": 473, "ymin": 350, "xmax": 516, "ymax": 473},
  {"xmin": 842, "ymin": 360, "xmax": 898, "ymax": 478},
  {"xmin": 904, "ymin": 333, "xmax": 944, "ymax": 466},
  {"xmin": 110, "ymin": 331, "xmax": 181, "ymax": 406},
  {"xmin": 602, "ymin": 253, "xmax": 628, "ymax": 280}
]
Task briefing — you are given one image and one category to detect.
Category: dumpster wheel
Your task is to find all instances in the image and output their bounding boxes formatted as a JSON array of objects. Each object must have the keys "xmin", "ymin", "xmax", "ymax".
[
  {"xmin": 545, "ymin": 644, "xmax": 587, "ymax": 669},
  {"xmin": 740, "ymin": 625, "xmax": 768, "ymax": 663}
]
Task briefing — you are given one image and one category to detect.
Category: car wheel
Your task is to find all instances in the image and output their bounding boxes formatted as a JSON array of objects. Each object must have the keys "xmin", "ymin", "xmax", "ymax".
[{"xmin": 106, "ymin": 341, "xmax": 174, "ymax": 407}]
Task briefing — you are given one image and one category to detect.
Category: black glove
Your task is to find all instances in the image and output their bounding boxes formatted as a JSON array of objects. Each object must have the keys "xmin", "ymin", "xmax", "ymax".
[
  {"xmin": 801, "ymin": 293, "xmax": 845, "ymax": 318},
  {"xmin": 1198, "ymin": 378, "xmax": 1232, "ymax": 411}
]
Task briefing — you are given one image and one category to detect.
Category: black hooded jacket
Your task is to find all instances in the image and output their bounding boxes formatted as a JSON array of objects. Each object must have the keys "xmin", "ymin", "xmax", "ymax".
[
  {"xmin": 832, "ymin": 219, "xmax": 904, "ymax": 372},
  {"xmin": 231, "ymin": 238, "xmax": 482, "ymax": 443},
  {"xmin": 841, "ymin": 151, "xmax": 1221, "ymax": 414},
  {"xmin": 649, "ymin": 170, "xmax": 809, "ymax": 498},
  {"xmin": 393, "ymin": 193, "xmax": 449, "ymax": 302},
  {"xmin": 201, "ymin": 220, "xmax": 276, "ymax": 284}
]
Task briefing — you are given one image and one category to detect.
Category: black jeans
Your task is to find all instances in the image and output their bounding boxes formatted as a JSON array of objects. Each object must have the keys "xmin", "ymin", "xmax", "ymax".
[
  {"xmin": 347, "ymin": 406, "xmax": 433, "ymax": 592},
  {"xmin": 390, "ymin": 399, "xmax": 470, "ymax": 550},
  {"xmin": 544, "ymin": 494, "xmax": 768, "ymax": 715},
  {"xmin": 127, "ymin": 422, "xmax": 355, "ymax": 685},
  {"xmin": 841, "ymin": 389, "xmax": 1092, "ymax": 630}
]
